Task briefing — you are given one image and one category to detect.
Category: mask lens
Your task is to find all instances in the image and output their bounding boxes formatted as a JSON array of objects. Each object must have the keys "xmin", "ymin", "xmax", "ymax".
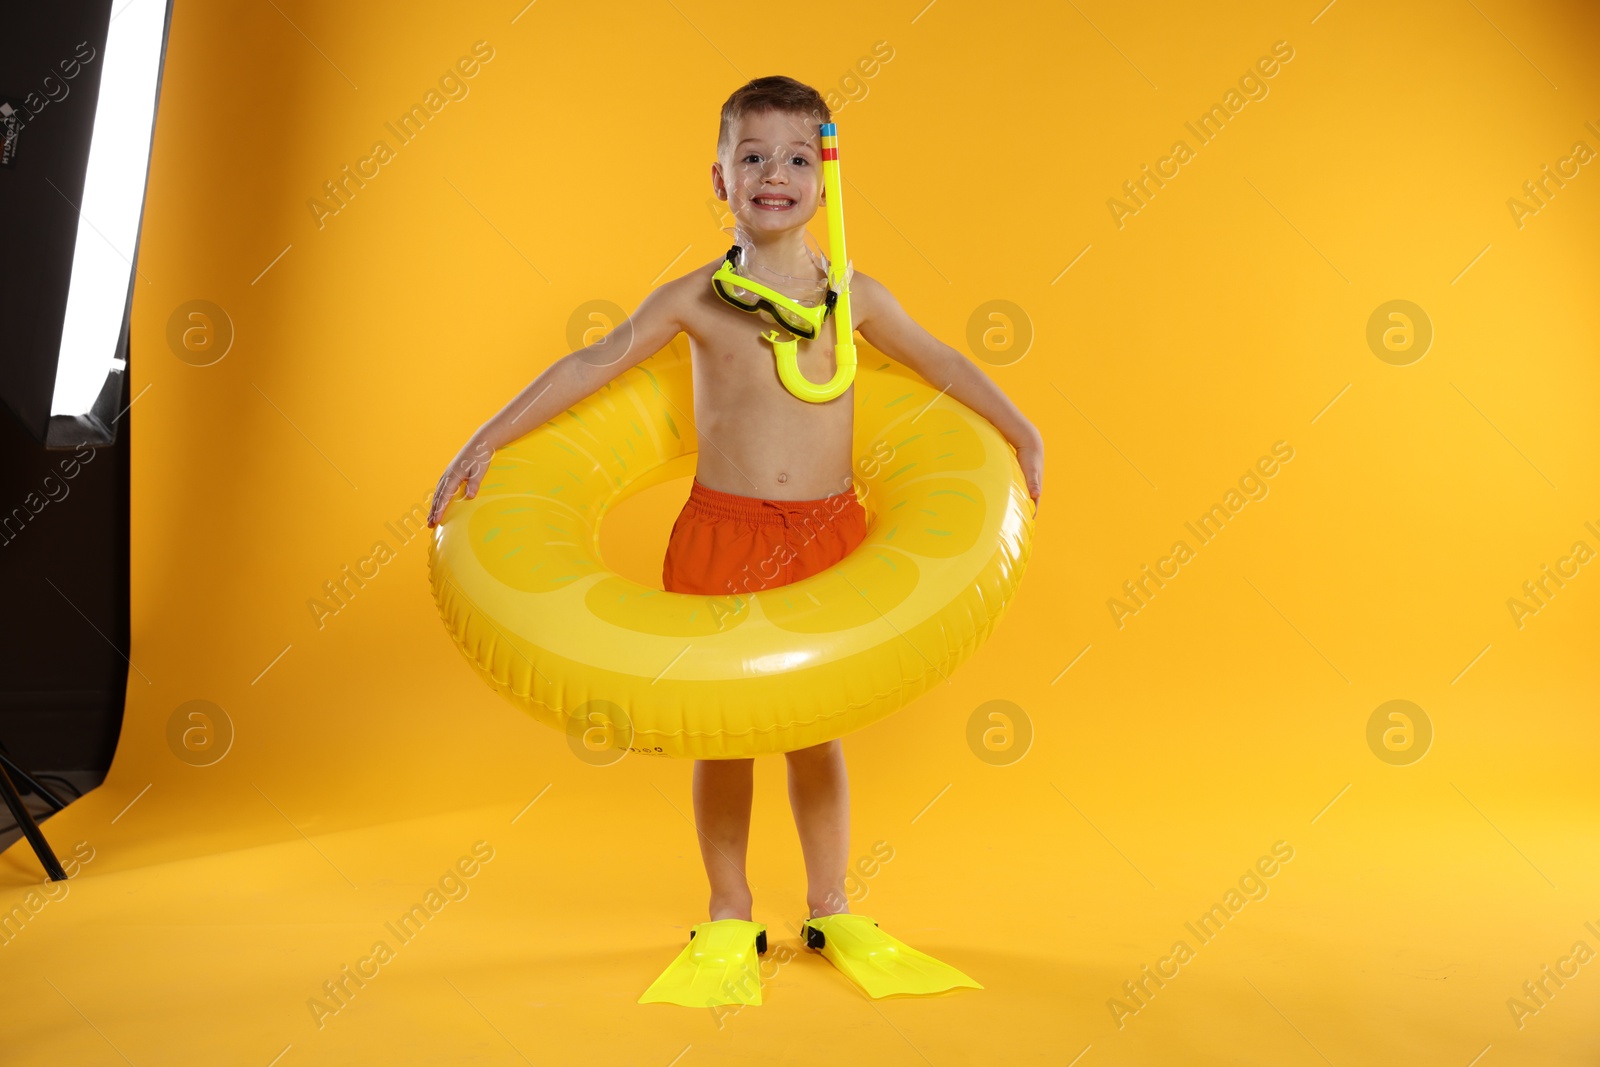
[
  {"xmin": 712, "ymin": 250, "xmax": 826, "ymax": 338},
  {"xmin": 773, "ymin": 305, "xmax": 814, "ymax": 335},
  {"xmin": 713, "ymin": 275, "xmax": 761, "ymax": 310}
]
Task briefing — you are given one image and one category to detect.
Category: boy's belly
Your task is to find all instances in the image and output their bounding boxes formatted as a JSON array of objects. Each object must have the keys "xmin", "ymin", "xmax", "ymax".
[{"xmin": 685, "ymin": 328, "xmax": 856, "ymax": 501}]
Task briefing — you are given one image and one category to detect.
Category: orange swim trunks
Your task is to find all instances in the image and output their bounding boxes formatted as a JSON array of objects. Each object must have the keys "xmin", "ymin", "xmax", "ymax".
[{"xmin": 662, "ymin": 478, "xmax": 869, "ymax": 597}]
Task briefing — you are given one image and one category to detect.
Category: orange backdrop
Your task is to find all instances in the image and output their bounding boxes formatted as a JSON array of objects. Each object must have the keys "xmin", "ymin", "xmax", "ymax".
[{"xmin": 3, "ymin": 1, "xmax": 1598, "ymax": 1064}]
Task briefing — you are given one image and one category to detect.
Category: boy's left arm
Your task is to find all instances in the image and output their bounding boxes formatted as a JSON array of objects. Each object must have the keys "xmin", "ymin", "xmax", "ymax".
[{"xmin": 853, "ymin": 273, "xmax": 1042, "ymax": 516}]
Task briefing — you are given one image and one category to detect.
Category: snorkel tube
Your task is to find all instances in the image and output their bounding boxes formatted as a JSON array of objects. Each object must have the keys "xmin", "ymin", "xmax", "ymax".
[{"xmin": 771, "ymin": 122, "xmax": 857, "ymax": 403}]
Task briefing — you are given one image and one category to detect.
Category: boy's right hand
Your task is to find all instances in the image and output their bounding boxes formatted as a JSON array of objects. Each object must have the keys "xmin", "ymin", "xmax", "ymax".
[{"xmin": 427, "ymin": 435, "xmax": 496, "ymax": 528}]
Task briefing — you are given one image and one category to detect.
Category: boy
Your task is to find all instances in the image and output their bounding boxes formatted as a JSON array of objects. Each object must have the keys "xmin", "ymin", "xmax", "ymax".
[{"xmin": 429, "ymin": 76, "xmax": 1043, "ymax": 1003}]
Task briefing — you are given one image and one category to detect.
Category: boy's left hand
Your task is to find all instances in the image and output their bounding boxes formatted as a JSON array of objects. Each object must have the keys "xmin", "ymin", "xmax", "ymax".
[{"xmin": 1014, "ymin": 430, "xmax": 1043, "ymax": 518}]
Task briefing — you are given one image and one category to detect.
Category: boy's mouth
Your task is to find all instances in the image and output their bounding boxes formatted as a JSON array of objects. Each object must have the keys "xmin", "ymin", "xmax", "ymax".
[{"xmin": 751, "ymin": 196, "xmax": 796, "ymax": 211}]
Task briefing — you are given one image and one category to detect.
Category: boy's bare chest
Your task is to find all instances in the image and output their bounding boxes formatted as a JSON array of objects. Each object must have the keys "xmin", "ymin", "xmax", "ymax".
[
  {"xmin": 680, "ymin": 289, "xmax": 851, "ymax": 407},
  {"xmin": 671, "ymin": 277, "xmax": 856, "ymax": 495}
]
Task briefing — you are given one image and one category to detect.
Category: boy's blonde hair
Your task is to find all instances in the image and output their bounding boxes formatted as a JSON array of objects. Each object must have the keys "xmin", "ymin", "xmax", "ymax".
[{"xmin": 717, "ymin": 75, "xmax": 831, "ymax": 157}]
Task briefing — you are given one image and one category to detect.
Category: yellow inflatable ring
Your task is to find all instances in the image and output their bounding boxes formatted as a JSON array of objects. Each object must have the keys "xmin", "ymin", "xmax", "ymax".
[{"xmin": 428, "ymin": 342, "xmax": 1033, "ymax": 759}]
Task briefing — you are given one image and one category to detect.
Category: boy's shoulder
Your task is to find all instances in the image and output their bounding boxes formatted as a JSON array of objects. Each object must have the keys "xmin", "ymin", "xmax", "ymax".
[
  {"xmin": 848, "ymin": 267, "xmax": 884, "ymax": 297},
  {"xmin": 845, "ymin": 268, "xmax": 890, "ymax": 327},
  {"xmin": 654, "ymin": 257, "xmax": 725, "ymax": 307},
  {"xmin": 675, "ymin": 256, "xmax": 727, "ymax": 289},
  {"xmin": 628, "ymin": 258, "xmax": 724, "ymax": 334}
]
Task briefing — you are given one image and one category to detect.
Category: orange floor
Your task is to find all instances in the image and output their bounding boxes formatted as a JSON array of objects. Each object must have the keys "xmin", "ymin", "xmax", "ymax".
[
  {"xmin": 5, "ymin": 688, "xmax": 1599, "ymax": 1065},
  {"xmin": 5, "ymin": 0, "xmax": 1598, "ymax": 1063}
]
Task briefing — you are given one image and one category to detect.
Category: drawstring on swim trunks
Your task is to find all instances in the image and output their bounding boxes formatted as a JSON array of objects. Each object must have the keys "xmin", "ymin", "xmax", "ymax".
[
  {"xmin": 685, "ymin": 478, "xmax": 857, "ymax": 529},
  {"xmin": 760, "ymin": 498, "xmax": 821, "ymax": 526}
]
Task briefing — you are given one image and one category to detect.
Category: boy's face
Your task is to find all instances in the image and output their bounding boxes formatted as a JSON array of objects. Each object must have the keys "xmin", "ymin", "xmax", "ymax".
[{"xmin": 713, "ymin": 108, "xmax": 825, "ymax": 237}]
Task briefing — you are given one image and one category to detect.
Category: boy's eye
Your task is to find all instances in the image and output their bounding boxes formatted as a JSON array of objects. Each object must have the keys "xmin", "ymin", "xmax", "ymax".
[{"xmin": 740, "ymin": 153, "xmax": 811, "ymax": 165}]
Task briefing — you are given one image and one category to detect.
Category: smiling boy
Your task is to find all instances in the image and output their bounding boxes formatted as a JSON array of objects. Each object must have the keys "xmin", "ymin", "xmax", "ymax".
[{"xmin": 429, "ymin": 75, "xmax": 1042, "ymax": 1004}]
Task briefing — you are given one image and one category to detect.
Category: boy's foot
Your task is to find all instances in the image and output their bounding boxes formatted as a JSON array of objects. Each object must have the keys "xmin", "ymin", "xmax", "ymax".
[{"xmin": 708, "ymin": 890, "xmax": 754, "ymax": 921}]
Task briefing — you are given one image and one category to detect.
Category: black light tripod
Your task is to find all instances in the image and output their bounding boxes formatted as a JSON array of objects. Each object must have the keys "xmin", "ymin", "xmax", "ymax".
[{"xmin": 0, "ymin": 745, "xmax": 69, "ymax": 881}]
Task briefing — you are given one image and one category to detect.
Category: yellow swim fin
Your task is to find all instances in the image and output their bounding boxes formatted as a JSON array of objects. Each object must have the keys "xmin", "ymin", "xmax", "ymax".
[
  {"xmin": 801, "ymin": 914, "xmax": 981, "ymax": 998},
  {"xmin": 638, "ymin": 919, "xmax": 768, "ymax": 1007}
]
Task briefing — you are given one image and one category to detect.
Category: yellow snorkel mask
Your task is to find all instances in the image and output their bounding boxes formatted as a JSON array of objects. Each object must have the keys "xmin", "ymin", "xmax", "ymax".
[
  {"xmin": 711, "ymin": 244, "xmax": 834, "ymax": 339},
  {"xmin": 711, "ymin": 122, "xmax": 858, "ymax": 404}
]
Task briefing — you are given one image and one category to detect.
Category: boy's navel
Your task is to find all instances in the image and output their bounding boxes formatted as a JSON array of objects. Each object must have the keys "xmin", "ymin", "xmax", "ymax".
[{"xmin": 777, "ymin": 472, "xmax": 788, "ymax": 483}]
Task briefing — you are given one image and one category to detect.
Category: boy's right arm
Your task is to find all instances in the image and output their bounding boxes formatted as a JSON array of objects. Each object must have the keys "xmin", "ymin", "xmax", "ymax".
[{"xmin": 427, "ymin": 281, "xmax": 686, "ymax": 527}]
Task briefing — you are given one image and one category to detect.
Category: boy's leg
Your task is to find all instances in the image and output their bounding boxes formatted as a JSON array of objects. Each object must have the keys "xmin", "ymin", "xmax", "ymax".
[
  {"xmin": 785, "ymin": 738, "xmax": 850, "ymax": 918},
  {"xmin": 693, "ymin": 757, "xmax": 756, "ymax": 920}
]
